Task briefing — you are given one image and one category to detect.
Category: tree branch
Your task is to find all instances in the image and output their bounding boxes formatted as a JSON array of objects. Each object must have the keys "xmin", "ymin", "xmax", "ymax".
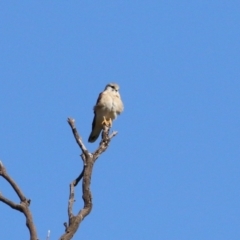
[
  {"xmin": 59, "ymin": 118, "xmax": 117, "ymax": 240},
  {"xmin": 0, "ymin": 161, "xmax": 26, "ymax": 201},
  {"xmin": 0, "ymin": 161, "xmax": 38, "ymax": 240},
  {"xmin": 0, "ymin": 193, "xmax": 23, "ymax": 212},
  {"xmin": 67, "ymin": 118, "xmax": 88, "ymax": 155}
]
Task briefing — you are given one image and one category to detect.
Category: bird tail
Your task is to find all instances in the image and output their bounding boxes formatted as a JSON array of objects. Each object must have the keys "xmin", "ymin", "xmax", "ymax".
[{"xmin": 88, "ymin": 115, "xmax": 102, "ymax": 142}]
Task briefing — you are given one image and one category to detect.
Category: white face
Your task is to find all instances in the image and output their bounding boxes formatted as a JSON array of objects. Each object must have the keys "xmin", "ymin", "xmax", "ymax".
[{"xmin": 105, "ymin": 84, "xmax": 119, "ymax": 94}]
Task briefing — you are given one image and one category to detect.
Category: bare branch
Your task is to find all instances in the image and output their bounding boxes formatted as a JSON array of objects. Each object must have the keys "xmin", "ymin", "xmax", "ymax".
[
  {"xmin": 67, "ymin": 118, "xmax": 88, "ymax": 156},
  {"xmin": 67, "ymin": 182, "xmax": 75, "ymax": 220},
  {"xmin": 0, "ymin": 162, "xmax": 26, "ymax": 201},
  {"xmin": 73, "ymin": 164, "xmax": 85, "ymax": 187},
  {"xmin": 93, "ymin": 125, "xmax": 118, "ymax": 161},
  {"xmin": 0, "ymin": 193, "xmax": 23, "ymax": 212},
  {"xmin": 59, "ymin": 118, "xmax": 117, "ymax": 240},
  {"xmin": 0, "ymin": 161, "xmax": 38, "ymax": 240}
]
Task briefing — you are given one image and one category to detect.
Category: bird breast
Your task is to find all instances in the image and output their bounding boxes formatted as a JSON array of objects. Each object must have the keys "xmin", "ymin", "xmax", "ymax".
[{"xmin": 103, "ymin": 93, "xmax": 119, "ymax": 118}]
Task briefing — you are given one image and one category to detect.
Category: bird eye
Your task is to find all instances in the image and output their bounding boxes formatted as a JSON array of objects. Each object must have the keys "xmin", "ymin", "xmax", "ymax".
[{"xmin": 109, "ymin": 85, "xmax": 118, "ymax": 92}]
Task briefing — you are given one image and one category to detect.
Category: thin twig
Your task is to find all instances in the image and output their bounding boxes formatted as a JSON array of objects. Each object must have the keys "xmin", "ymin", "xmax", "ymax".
[
  {"xmin": 1, "ymin": 166, "xmax": 26, "ymax": 202},
  {"xmin": 67, "ymin": 118, "xmax": 88, "ymax": 155},
  {"xmin": 0, "ymin": 194, "xmax": 23, "ymax": 212},
  {"xmin": 73, "ymin": 165, "xmax": 84, "ymax": 187}
]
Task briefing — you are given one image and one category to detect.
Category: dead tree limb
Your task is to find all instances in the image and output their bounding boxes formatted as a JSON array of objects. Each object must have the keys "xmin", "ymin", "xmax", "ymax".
[
  {"xmin": 59, "ymin": 118, "xmax": 117, "ymax": 240},
  {"xmin": 0, "ymin": 161, "xmax": 38, "ymax": 240}
]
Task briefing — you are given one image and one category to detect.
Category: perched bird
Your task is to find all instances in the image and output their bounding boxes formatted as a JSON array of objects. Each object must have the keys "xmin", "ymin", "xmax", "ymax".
[{"xmin": 88, "ymin": 83, "xmax": 124, "ymax": 143}]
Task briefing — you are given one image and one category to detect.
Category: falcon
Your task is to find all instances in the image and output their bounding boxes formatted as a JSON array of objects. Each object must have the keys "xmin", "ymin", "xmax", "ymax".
[{"xmin": 88, "ymin": 83, "xmax": 124, "ymax": 143}]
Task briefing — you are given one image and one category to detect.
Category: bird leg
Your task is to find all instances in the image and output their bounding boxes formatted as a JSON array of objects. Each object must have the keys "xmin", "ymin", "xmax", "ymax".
[{"xmin": 102, "ymin": 116, "xmax": 112, "ymax": 127}]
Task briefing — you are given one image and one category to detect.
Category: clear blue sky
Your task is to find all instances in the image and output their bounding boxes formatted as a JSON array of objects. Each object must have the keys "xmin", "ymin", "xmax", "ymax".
[{"xmin": 0, "ymin": 1, "xmax": 239, "ymax": 239}]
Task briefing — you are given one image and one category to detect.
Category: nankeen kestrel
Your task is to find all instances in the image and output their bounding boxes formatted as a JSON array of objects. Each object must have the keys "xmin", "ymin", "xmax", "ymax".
[{"xmin": 88, "ymin": 83, "xmax": 124, "ymax": 143}]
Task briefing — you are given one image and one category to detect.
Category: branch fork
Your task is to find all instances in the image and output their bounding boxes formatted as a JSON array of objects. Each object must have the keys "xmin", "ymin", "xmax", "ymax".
[
  {"xmin": 0, "ymin": 161, "xmax": 38, "ymax": 240},
  {"xmin": 59, "ymin": 118, "xmax": 117, "ymax": 240}
]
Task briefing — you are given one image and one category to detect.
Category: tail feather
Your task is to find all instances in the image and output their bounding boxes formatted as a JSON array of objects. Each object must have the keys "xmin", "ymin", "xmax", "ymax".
[{"xmin": 88, "ymin": 115, "xmax": 102, "ymax": 142}]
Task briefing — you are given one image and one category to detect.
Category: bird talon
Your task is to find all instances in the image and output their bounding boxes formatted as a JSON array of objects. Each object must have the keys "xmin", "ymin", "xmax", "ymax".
[{"xmin": 102, "ymin": 116, "xmax": 112, "ymax": 127}]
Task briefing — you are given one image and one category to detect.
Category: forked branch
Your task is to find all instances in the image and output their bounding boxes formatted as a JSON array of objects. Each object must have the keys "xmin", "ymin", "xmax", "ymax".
[
  {"xmin": 59, "ymin": 118, "xmax": 117, "ymax": 240},
  {"xmin": 0, "ymin": 161, "xmax": 37, "ymax": 240}
]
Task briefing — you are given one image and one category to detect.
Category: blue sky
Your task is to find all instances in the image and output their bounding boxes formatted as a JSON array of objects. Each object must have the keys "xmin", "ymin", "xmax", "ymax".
[{"xmin": 0, "ymin": 1, "xmax": 239, "ymax": 239}]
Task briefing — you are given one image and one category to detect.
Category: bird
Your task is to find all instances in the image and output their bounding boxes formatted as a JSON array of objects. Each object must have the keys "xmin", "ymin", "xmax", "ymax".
[{"xmin": 88, "ymin": 83, "xmax": 124, "ymax": 143}]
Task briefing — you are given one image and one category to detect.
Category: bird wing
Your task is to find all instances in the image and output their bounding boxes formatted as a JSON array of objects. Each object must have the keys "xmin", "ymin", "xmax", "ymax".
[{"xmin": 114, "ymin": 94, "xmax": 124, "ymax": 114}]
